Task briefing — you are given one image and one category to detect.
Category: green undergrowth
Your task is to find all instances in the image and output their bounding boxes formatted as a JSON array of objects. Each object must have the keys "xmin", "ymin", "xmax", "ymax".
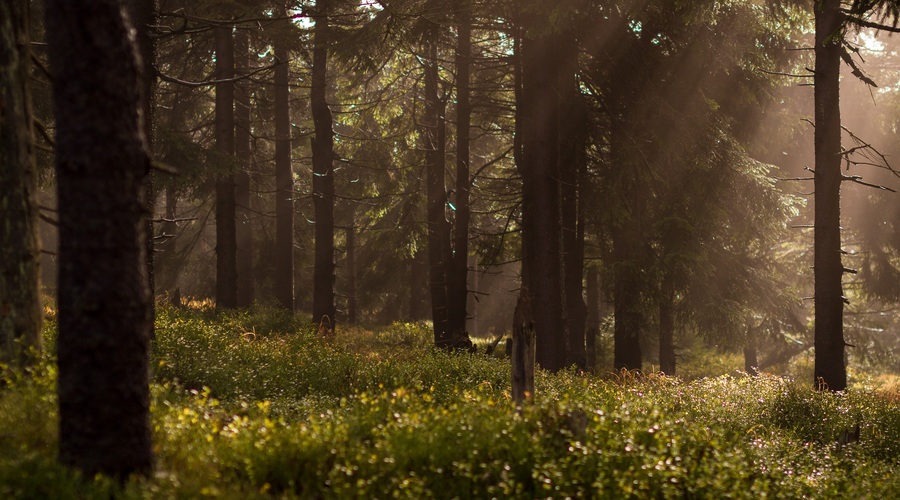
[{"xmin": 1, "ymin": 305, "xmax": 898, "ymax": 498}]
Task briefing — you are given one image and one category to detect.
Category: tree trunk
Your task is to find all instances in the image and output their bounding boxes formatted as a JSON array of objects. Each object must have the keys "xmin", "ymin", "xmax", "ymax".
[
  {"xmin": 0, "ymin": 0, "xmax": 42, "ymax": 365},
  {"xmin": 274, "ymin": 41, "xmax": 294, "ymax": 312},
  {"xmin": 311, "ymin": 3, "xmax": 336, "ymax": 331},
  {"xmin": 560, "ymin": 36, "xmax": 587, "ymax": 369},
  {"xmin": 215, "ymin": 26, "xmax": 238, "ymax": 310},
  {"xmin": 813, "ymin": 0, "xmax": 847, "ymax": 391},
  {"xmin": 610, "ymin": 119, "xmax": 643, "ymax": 372},
  {"xmin": 424, "ymin": 36, "xmax": 452, "ymax": 347},
  {"xmin": 518, "ymin": 27, "xmax": 567, "ymax": 372},
  {"xmin": 744, "ymin": 323, "xmax": 759, "ymax": 376},
  {"xmin": 448, "ymin": 0, "xmax": 473, "ymax": 350},
  {"xmin": 48, "ymin": 0, "xmax": 153, "ymax": 476},
  {"xmin": 585, "ymin": 267, "xmax": 600, "ymax": 372},
  {"xmin": 658, "ymin": 277, "xmax": 676, "ymax": 375},
  {"xmin": 346, "ymin": 224, "xmax": 357, "ymax": 324},
  {"xmin": 512, "ymin": 294, "xmax": 535, "ymax": 406},
  {"xmin": 235, "ymin": 29, "xmax": 254, "ymax": 308}
]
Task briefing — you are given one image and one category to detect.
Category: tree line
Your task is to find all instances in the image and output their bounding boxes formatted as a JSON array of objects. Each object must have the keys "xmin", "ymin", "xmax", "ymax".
[{"xmin": 1, "ymin": 0, "xmax": 899, "ymax": 479}]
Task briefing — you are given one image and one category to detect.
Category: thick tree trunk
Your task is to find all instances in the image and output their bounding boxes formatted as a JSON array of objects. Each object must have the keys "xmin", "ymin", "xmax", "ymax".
[
  {"xmin": 215, "ymin": 26, "xmax": 238, "ymax": 310},
  {"xmin": 274, "ymin": 42, "xmax": 294, "ymax": 312},
  {"xmin": 424, "ymin": 37, "xmax": 452, "ymax": 347},
  {"xmin": 448, "ymin": 0, "xmax": 473, "ymax": 349},
  {"xmin": 610, "ymin": 121, "xmax": 643, "ymax": 372},
  {"xmin": 519, "ymin": 28, "xmax": 567, "ymax": 372},
  {"xmin": 0, "ymin": 0, "xmax": 42, "ymax": 365},
  {"xmin": 235, "ymin": 29, "xmax": 254, "ymax": 308},
  {"xmin": 48, "ymin": 0, "xmax": 153, "ymax": 476},
  {"xmin": 311, "ymin": 4, "xmax": 336, "ymax": 331},
  {"xmin": 560, "ymin": 38, "xmax": 587, "ymax": 369},
  {"xmin": 658, "ymin": 278, "xmax": 676, "ymax": 375},
  {"xmin": 813, "ymin": 0, "xmax": 847, "ymax": 391}
]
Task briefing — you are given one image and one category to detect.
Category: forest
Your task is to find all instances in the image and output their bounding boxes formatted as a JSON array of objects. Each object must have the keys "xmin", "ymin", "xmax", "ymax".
[{"xmin": 1, "ymin": 0, "xmax": 899, "ymax": 497}]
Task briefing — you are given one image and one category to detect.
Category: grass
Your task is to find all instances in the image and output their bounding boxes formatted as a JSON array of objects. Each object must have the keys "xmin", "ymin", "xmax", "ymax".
[{"xmin": 1, "ymin": 304, "xmax": 898, "ymax": 498}]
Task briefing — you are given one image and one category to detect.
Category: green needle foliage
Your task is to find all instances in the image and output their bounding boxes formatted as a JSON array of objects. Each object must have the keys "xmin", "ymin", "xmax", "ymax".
[{"xmin": 1, "ymin": 305, "xmax": 899, "ymax": 498}]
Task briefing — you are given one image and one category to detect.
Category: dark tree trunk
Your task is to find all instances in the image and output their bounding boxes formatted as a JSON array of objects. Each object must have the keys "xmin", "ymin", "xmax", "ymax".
[
  {"xmin": 0, "ymin": 0, "xmax": 42, "ymax": 365},
  {"xmin": 813, "ymin": 0, "xmax": 846, "ymax": 391},
  {"xmin": 47, "ymin": 0, "xmax": 153, "ymax": 476},
  {"xmin": 560, "ymin": 38, "xmax": 587, "ymax": 369},
  {"xmin": 424, "ymin": 36, "xmax": 452, "ymax": 347},
  {"xmin": 658, "ymin": 277, "xmax": 676, "ymax": 375},
  {"xmin": 519, "ymin": 27, "xmax": 567, "ymax": 371},
  {"xmin": 311, "ymin": 3, "xmax": 336, "ymax": 331},
  {"xmin": 448, "ymin": 0, "xmax": 473, "ymax": 349},
  {"xmin": 585, "ymin": 267, "xmax": 600, "ymax": 372},
  {"xmin": 215, "ymin": 26, "xmax": 238, "ymax": 310},
  {"xmin": 744, "ymin": 323, "xmax": 759, "ymax": 376},
  {"xmin": 274, "ymin": 42, "xmax": 294, "ymax": 312},
  {"xmin": 235, "ymin": 29, "xmax": 254, "ymax": 308},
  {"xmin": 610, "ymin": 121, "xmax": 643, "ymax": 372}
]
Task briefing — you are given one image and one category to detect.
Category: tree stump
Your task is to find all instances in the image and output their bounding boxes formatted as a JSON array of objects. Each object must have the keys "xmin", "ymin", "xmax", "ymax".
[{"xmin": 512, "ymin": 294, "xmax": 535, "ymax": 406}]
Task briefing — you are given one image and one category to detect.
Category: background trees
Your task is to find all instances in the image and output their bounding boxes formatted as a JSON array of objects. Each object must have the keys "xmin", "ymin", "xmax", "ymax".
[
  {"xmin": 0, "ymin": 0, "xmax": 42, "ymax": 367},
  {"xmin": 11, "ymin": 0, "xmax": 898, "ymax": 402}
]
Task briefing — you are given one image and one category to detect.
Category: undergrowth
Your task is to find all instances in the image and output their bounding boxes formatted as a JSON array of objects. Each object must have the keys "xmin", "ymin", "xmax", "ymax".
[{"xmin": 1, "ymin": 304, "xmax": 898, "ymax": 498}]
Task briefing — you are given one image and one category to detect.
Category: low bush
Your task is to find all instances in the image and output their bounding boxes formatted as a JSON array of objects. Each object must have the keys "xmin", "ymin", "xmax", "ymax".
[{"xmin": 0, "ymin": 305, "xmax": 897, "ymax": 498}]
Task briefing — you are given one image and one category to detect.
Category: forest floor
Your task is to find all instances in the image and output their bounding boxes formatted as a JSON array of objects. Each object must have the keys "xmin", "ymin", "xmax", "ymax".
[{"xmin": 1, "ymin": 303, "xmax": 899, "ymax": 498}]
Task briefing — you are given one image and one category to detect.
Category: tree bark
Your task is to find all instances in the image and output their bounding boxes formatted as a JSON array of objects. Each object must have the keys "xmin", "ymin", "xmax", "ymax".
[
  {"xmin": 346, "ymin": 224, "xmax": 357, "ymax": 324},
  {"xmin": 560, "ymin": 36, "xmax": 587, "ymax": 369},
  {"xmin": 658, "ymin": 277, "xmax": 676, "ymax": 375},
  {"xmin": 235, "ymin": 29, "xmax": 254, "ymax": 308},
  {"xmin": 47, "ymin": 0, "xmax": 153, "ymax": 476},
  {"xmin": 215, "ymin": 26, "xmax": 238, "ymax": 310},
  {"xmin": 585, "ymin": 267, "xmax": 600, "ymax": 371},
  {"xmin": 274, "ymin": 41, "xmax": 294, "ymax": 312},
  {"xmin": 0, "ymin": 0, "xmax": 42, "ymax": 365},
  {"xmin": 609, "ymin": 111, "xmax": 643, "ymax": 372},
  {"xmin": 424, "ymin": 36, "xmax": 452, "ymax": 347},
  {"xmin": 512, "ymin": 294, "xmax": 535, "ymax": 406},
  {"xmin": 813, "ymin": 0, "xmax": 847, "ymax": 391},
  {"xmin": 518, "ymin": 26, "xmax": 568, "ymax": 372},
  {"xmin": 744, "ymin": 323, "xmax": 759, "ymax": 376},
  {"xmin": 311, "ymin": 2, "xmax": 336, "ymax": 331},
  {"xmin": 448, "ymin": 0, "xmax": 473, "ymax": 349}
]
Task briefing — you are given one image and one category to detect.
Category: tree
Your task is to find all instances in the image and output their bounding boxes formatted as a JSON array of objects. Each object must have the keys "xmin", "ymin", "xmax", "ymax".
[
  {"xmin": 811, "ymin": 0, "xmax": 846, "ymax": 391},
  {"xmin": 0, "ymin": 0, "xmax": 42, "ymax": 366},
  {"xmin": 423, "ymin": 26, "xmax": 453, "ymax": 348},
  {"xmin": 47, "ymin": 0, "xmax": 154, "ymax": 476},
  {"xmin": 312, "ymin": 0, "xmax": 337, "ymax": 331},
  {"xmin": 448, "ymin": 0, "xmax": 474, "ymax": 347},
  {"xmin": 516, "ymin": 4, "xmax": 584, "ymax": 370},
  {"xmin": 215, "ymin": 25, "xmax": 238, "ymax": 310},
  {"xmin": 235, "ymin": 29, "xmax": 254, "ymax": 308},
  {"xmin": 274, "ymin": 35, "xmax": 295, "ymax": 312}
]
